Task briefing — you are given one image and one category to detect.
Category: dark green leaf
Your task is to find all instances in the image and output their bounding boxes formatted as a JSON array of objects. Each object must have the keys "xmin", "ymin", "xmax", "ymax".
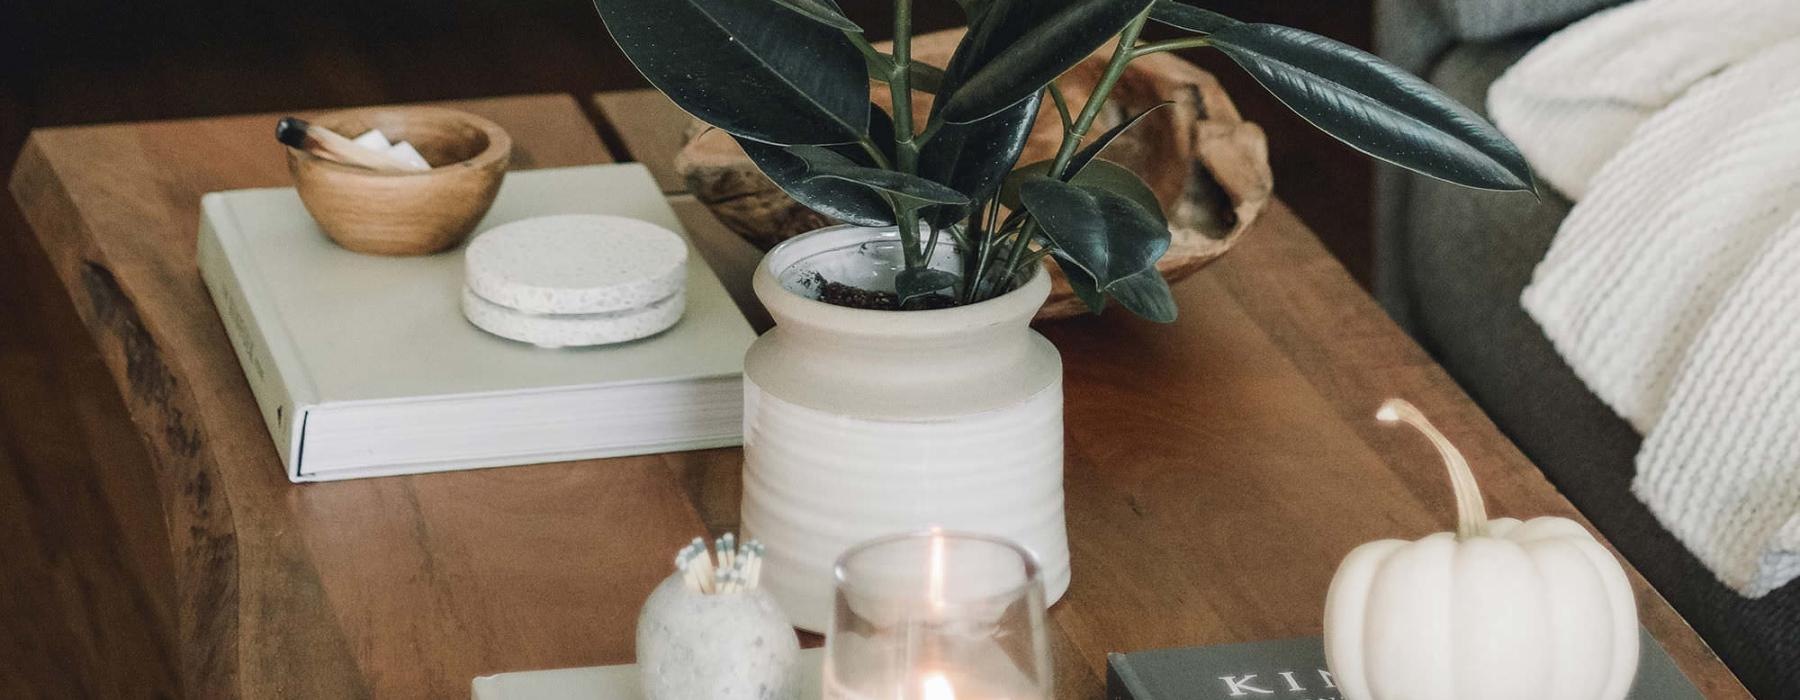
[
  {"xmin": 1066, "ymin": 160, "xmax": 1166, "ymax": 226},
  {"xmin": 1065, "ymin": 102, "xmax": 1172, "ymax": 177},
  {"xmin": 1107, "ymin": 266, "xmax": 1177, "ymax": 322},
  {"xmin": 769, "ymin": 0, "xmax": 862, "ymax": 32},
  {"xmin": 792, "ymin": 146, "xmax": 971, "ymax": 207},
  {"xmin": 736, "ymin": 105, "xmax": 896, "ymax": 226},
  {"xmin": 1055, "ymin": 257, "xmax": 1107, "ymax": 314},
  {"xmin": 1148, "ymin": 1, "xmax": 1238, "ymax": 34},
  {"xmin": 934, "ymin": 0, "xmax": 1156, "ymax": 124},
  {"xmin": 896, "ymin": 268, "xmax": 961, "ymax": 305},
  {"xmin": 999, "ymin": 160, "xmax": 1052, "ymax": 211},
  {"xmin": 1020, "ymin": 175, "xmax": 1170, "ymax": 289},
  {"xmin": 593, "ymin": 0, "xmax": 867, "ymax": 145},
  {"xmin": 1207, "ymin": 23, "xmax": 1532, "ymax": 190},
  {"xmin": 1002, "ymin": 158, "xmax": 1165, "ymax": 224},
  {"xmin": 954, "ymin": 0, "xmax": 995, "ymax": 23},
  {"xmin": 740, "ymin": 139, "xmax": 893, "ymax": 227},
  {"xmin": 1052, "ymin": 231, "xmax": 1177, "ymax": 322},
  {"xmin": 919, "ymin": 92, "xmax": 1043, "ymax": 228}
]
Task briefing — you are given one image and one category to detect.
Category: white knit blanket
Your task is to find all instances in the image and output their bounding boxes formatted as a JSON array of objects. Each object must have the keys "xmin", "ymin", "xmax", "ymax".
[{"xmin": 1490, "ymin": 0, "xmax": 1800, "ymax": 597}]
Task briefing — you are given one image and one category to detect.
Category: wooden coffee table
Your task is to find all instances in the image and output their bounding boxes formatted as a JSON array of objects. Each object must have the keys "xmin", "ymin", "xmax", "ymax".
[{"xmin": 7, "ymin": 92, "xmax": 1749, "ymax": 698}]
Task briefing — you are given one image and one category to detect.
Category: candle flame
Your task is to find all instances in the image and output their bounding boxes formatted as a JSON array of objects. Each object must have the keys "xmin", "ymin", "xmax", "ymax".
[{"xmin": 922, "ymin": 672, "xmax": 956, "ymax": 700}]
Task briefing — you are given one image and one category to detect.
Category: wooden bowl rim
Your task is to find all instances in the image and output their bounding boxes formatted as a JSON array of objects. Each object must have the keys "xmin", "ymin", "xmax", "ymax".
[{"xmin": 285, "ymin": 106, "xmax": 512, "ymax": 177}]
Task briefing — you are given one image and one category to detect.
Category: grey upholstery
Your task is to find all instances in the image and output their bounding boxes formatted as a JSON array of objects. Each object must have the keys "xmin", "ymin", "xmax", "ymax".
[
  {"xmin": 1375, "ymin": 31, "xmax": 1800, "ymax": 700},
  {"xmin": 1376, "ymin": 0, "xmax": 1455, "ymax": 77},
  {"xmin": 1431, "ymin": 0, "xmax": 1620, "ymax": 39}
]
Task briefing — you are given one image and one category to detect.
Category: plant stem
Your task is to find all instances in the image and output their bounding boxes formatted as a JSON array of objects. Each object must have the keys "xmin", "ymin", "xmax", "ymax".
[
  {"xmin": 843, "ymin": 30, "xmax": 889, "ymax": 69},
  {"xmin": 994, "ymin": 220, "xmax": 1039, "ymax": 294},
  {"xmin": 965, "ymin": 193, "xmax": 1006, "ymax": 303},
  {"xmin": 889, "ymin": 0, "xmax": 916, "ymax": 159},
  {"xmin": 960, "ymin": 202, "xmax": 985, "ymax": 297},
  {"xmin": 1131, "ymin": 36, "xmax": 1212, "ymax": 57},
  {"xmin": 1014, "ymin": 246, "xmax": 1054, "ymax": 272},
  {"xmin": 978, "ymin": 9, "xmax": 1153, "ymax": 303},
  {"xmin": 888, "ymin": 0, "xmax": 925, "ymax": 269},
  {"xmin": 915, "ymin": 118, "xmax": 944, "ymax": 149},
  {"xmin": 945, "ymin": 221, "xmax": 969, "ymax": 253},
  {"xmin": 856, "ymin": 138, "xmax": 894, "ymax": 170},
  {"xmin": 1048, "ymin": 8, "xmax": 1153, "ymax": 180},
  {"xmin": 1047, "ymin": 82, "xmax": 1075, "ymax": 132}
]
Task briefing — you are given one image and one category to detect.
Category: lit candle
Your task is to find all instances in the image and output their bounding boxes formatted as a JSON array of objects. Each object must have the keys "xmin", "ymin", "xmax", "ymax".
[
  {"xmin": 823, "ymin": 532, "xmax": 1051, "ymax": 700},
  {"xmin": 922, "ymin": 672, "xmax": 956, "ymax": 700}
]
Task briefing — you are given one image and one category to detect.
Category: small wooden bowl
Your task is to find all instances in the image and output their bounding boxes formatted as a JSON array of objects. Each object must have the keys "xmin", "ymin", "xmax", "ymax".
[{"xmin": 285, "ymin": 106, "xmax": 512, "ymax": 256}]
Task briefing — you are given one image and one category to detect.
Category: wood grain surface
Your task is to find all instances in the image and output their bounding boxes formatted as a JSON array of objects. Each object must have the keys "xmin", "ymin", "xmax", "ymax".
[
  {"xmin": 592, "ymin": 90, "xmax": 692, "ymax": 196},
  {"xmin": 0, "ymin": 188, "xmax": 180, "ymax": 697},
  {"xmin": 7, "ymin": 95, "xmax": 713, "ymax": 698},
  {"xmin": 6, "ymin": 91, "xmax": 1749, "ymax": 698}
]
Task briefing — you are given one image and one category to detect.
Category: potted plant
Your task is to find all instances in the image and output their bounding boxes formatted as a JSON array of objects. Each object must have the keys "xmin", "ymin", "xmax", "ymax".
[{"xmin": 592, "ymin": 0, "xmax": 1531, "ymax": 630}]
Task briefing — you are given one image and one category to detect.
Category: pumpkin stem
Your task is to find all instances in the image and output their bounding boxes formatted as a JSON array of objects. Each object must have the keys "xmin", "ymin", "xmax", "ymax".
[{"xmin": 1377, "ymin": 399, "xmax": 1489, "ymax": 539}]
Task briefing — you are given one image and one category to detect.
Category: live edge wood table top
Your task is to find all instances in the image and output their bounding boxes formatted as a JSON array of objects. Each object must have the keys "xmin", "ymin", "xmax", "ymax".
[{"xmin": 7, "ymin": 92, "xmax": 1750, "ymax": 698}]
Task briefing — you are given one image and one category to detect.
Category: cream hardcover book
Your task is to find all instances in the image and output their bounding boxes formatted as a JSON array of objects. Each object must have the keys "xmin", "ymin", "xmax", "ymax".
[
  {"xmin": 197, "ymin": 163, "xmax": 755, "ymax": 482},
  {"xmin": 470, "ymin": 649, "xmax": 824, "ymax": 700}
]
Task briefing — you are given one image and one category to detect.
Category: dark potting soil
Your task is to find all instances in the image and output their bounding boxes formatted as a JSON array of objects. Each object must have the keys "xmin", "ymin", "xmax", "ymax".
[{"xmin": 804, "ymin": 273, "xmax": 959, "ymax": 311}]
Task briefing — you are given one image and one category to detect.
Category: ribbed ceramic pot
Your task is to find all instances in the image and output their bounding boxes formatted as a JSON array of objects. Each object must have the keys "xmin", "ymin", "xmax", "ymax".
[{"xmin": 741, "ymin": 224, "xmax": 1069, "ymax": 633}]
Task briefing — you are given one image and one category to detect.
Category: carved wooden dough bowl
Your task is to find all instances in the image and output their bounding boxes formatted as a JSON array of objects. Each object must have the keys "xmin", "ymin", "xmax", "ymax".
[{"xmin": 675, "ymin": 28, "xmax": 1274, "ymax": 320}]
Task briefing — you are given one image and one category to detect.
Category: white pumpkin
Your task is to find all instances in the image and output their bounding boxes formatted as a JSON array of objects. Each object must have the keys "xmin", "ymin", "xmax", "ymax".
[{"xmin": 1323, "ymin": 399, "xmax": 1639, "ymax": 700}]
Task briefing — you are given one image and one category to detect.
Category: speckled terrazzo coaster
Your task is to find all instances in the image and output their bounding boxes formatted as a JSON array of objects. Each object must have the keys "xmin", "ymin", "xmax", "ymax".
[
  {"xmin": 465, "ymin": 214, "xmax": 688, "ymax": 315},
  {"xmin": 461, "ymin": 286, "xmax": 685, "ymax": 349}
]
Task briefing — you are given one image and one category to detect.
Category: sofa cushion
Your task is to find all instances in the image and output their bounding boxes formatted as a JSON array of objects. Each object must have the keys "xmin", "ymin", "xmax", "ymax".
[
  {"xmin": 1435, "ymin": 0, "xmax": 1623, "ymax": 40},
  {"xmin": 1389, "ymin": 39, "xmax": 1800, "ymax": 697}
]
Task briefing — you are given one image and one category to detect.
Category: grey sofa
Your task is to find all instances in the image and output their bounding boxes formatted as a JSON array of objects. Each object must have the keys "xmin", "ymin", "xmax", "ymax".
[{"xmin": 1374, "ymin": 1, "xmax": 1800, "ymax": 696}]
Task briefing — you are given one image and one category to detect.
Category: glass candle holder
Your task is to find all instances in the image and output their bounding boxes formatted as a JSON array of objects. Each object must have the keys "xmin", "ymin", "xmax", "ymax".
[{"xmin": 823, "ymin": 531, "xmax": 1052, "ymax": 700}]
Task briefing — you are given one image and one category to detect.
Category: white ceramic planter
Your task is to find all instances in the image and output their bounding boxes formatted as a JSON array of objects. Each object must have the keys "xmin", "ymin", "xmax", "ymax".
[{"xmin": 741, "ymin": 224, "xmax": 1069, "ymax": 632}]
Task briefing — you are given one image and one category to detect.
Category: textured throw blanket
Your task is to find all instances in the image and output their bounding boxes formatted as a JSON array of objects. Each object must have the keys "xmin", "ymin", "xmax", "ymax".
[{"xmin": 1490, "ymin": 0, "xmax": 1800, "ymax": 597}]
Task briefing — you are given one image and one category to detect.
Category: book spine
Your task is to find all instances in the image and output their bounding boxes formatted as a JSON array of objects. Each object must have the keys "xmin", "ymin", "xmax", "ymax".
[
  {"xmin": 196, "ymin": 194, "xmax": 308, "ymax": 479},
  {"xmin": 1106, "ymin": 653, "xmax": 1151, "ymax": 700}
]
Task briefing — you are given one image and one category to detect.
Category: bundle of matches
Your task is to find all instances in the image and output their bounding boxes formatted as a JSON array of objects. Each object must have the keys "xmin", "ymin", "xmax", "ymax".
[{"xmin": 675, "ymin": 533, "xmax": 765, "ymax": 594}]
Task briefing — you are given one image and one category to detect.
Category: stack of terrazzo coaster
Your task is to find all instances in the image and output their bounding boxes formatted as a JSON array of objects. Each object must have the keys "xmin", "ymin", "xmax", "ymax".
[{"xmin": 463, "ymin": 214, "xmax": 688, "ymax": 349}]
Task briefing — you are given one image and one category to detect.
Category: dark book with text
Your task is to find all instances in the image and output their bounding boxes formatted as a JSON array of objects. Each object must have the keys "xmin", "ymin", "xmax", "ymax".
[{"xmin": 1107, "ymin": 628, "xmax": 1701, "ymax": 700}]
